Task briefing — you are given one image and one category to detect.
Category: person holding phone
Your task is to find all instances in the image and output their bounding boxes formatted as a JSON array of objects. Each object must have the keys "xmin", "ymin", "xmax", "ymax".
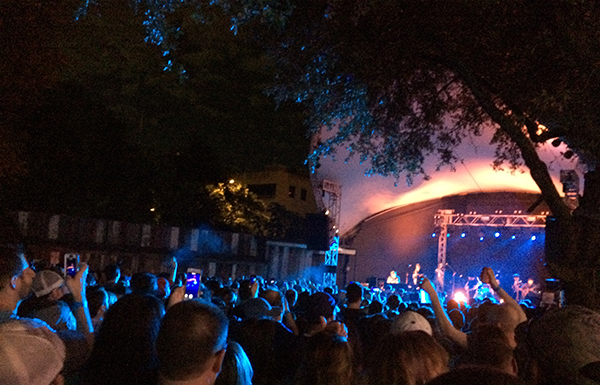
[{"xmin": 0, "ymin": 246, "xmax": 94, "ymax": 384}]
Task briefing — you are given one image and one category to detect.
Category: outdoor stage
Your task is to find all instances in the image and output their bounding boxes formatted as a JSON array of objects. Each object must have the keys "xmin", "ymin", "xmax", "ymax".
[{"xmin": 338, "ymin": 192, "xmax": 550, "ymax": 291}]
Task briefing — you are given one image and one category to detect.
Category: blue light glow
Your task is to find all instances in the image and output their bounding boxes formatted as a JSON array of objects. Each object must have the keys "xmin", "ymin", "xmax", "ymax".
[
  {"xmin": 494, "ymin": 231, "xmax": 501, "ymax": 238},
  {"xmin": 479, "ymin": 236, "xmax": 484, "ymax": 242},
  {"xmin": 461, "ymin": 232, "xmax": 466, "ymax": 238},
  {"xmin": 431, "ymin": 233, "xmax": 436, "ymax": 238},
  {"xmin": 531, "ymin": 235, "xmax": 537, "ymax": 241}
]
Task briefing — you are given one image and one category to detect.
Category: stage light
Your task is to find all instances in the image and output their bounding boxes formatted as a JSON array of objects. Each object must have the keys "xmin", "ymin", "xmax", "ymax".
[
  {"xmin": 479, "ymin": 236, "xmax": 484, "ymax": 242},
  {"xmin": 461, "ymin": 232, "xmax": 466, "ymax": 238},
  {"xmin": 431, "ymin": 233, "xmax": 436, "ymax": 238},
  {"xmin": 453, "ymin": 291, "xmax": 467, "ymax": 304},
  {"xmin": 511, "ymin": 235, "xmax": 516, "ymax": 240},
  {"xmin": 447, "ymin": 233, "xmax": 450, "ymax": 238},
  {"xmin": 531, "ymin": 235, "xmax": 537, "ymax": 241},
  {"xmin": 494, "ymin": 231, "xmax": 501, "ymax": 238}
]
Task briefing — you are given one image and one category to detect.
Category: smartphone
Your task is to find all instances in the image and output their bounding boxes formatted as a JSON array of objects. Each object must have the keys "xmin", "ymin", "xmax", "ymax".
[
  {"xmin": 419, "ymin": 288, "xmax": 432, "ymax": 304},
  {"xmin": 64, "ymin": 253, "xmax": 80, "ymax": 277},
  {"xmin": 541, "ymin": 278, "xmax": 563, "ymax": 308},
  {"xmin": 185, "ymin": 268, "xmax": 202, "ymax": 299}
]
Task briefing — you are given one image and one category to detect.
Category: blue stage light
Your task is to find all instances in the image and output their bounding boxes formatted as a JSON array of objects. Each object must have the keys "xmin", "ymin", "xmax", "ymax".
[
  {"xmin": 461, "ymin": 232, "xmax": 466, "ymax": 238},
  {"xmin": 431, "ymin": 233, "xmax": 436, "ymax": 238},
  {"xmin": 511, "ymin": 235, "xmax": 516, "ymax": 240},
  {"xmin": 447, "ymin": 233, "xmax": 450, "ymax": 238},
  {"xmin": 494, "ymin": 232, "xmax": 501, "ymax": 238},
  {"xmin": 479, "ymin": 236, "xmax": 484, "ymax": 242},
  {"xmin": 531, "ymin": 235, "xmax": 537, "ymax": 241}
]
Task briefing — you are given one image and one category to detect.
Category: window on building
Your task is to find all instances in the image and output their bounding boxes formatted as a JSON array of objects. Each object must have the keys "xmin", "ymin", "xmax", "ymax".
[
  {"xmin": 288, "ymin": 185, "xmax": 296, "ymax": 198},
  {"xmin": 300, "ymin": 188, "xmax": 307, "ymax": 201},
  {"xmin": 248, "ymin": 184, "xmax": 277, "ymax": 198}
]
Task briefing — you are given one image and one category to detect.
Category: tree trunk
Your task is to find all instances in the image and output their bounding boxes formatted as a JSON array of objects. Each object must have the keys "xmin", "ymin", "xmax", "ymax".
[
  {"xmin": 546, "ymin": 170, "xmax": 600, "ymax": 310},
  {"xmin": 450, "ymin": 57, "xmax": 598, "ymax": 308}
]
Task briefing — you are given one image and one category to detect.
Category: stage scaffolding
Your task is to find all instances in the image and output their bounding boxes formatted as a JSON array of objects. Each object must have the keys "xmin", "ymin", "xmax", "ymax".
[
  {"xmin": 322, "ymin": 179, "xmax": 341, "ymax": 286},
  {"xmin": 434, "ymin": 209, "xmax": 548, "ymax": 268}
]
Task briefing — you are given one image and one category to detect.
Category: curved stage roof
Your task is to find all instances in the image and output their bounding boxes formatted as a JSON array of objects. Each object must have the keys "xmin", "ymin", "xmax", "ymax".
[{"xmin": 314, "ymin": 127, "xmax": 580, "ymax": 235}]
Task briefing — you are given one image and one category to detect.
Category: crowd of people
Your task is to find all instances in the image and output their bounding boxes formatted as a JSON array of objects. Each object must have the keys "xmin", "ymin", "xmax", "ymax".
[{"xmin": 2, "ymin": 245, "xmax": 600, "ymax": 385}]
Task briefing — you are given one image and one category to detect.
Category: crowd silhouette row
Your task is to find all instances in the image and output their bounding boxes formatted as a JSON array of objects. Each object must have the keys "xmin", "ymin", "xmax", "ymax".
[{"xmin": 1, "ymin": 246, "xmax": 600, "ymax": 385}]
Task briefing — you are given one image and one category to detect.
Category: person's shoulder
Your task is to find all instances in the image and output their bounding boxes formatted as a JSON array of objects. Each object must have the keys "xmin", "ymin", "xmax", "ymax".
[
  {"xmin": 344, "ymin": 306, "xmax": 367, "ymax": 314},
  {"xmin": 0, "ymin": 316, "xmax": 56, "ymax": 334}
]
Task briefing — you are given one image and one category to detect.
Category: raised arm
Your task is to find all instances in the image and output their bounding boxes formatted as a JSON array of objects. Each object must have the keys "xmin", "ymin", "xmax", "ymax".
[
  {"xmin": 282, "ymin": 296, "xmax": 299, "ymax": 335},
  {"xmin": 65, "ymin": 263, "xmax": 94, "ymax": 343},
  {"xmin": 168, "ymin": 256, "xmax": 178, "ymax": 284},
  {"xmin": 419, "ymin": 276, "xmax": 468, "ymax": 348},
  {"xmin": 480, "ymin": 267, "xmax": 527, "ymax": 325}
]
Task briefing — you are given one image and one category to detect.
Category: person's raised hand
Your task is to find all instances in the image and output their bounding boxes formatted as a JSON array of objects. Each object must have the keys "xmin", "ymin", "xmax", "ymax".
[
  {"xmin": 325, "ymin": 321, "xmax": 348, "ymax": 339},
  {"xmin": 480, "ymin": 267, "xmax": 499, "ymax": 287},
  {"xmin": 419, "ymin": 276, "xmax": 436, "ymax": 296},
  {"xmin": 283, "ymin": 296, "xmax": 290, "ymax": 314},
  {"xmin": 66, "ymin": 262, "xmax": 89, "ymax": 302},
  {"xmin": 250, "ymin": 279, "xmax": 259, "ymax": 298},
  {"xmin": 167, "ymin": 285, "xmax": 186, "ymax": 309}
]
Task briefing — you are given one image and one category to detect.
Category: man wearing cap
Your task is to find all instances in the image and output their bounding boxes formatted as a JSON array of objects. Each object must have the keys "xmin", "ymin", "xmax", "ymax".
[
  {"xmin": 239, "ymin": 297, "xmax": 282, "ymax": 321},
  {"xmin": 0, "ymin": 247, "xmax": 68, "ymax": 384},
  {"xmin": 0, "ymin": 246, "xmax": 94, "ymax": 383},
  {"xmin": 304, "ymin": 291, "xmax": 347, "ymax": 337},
  {"xmin": 18, "ymin": 269, "xmax": 76, "ymax": 331},
  {"xmin": 391, "ymin": 310, "xmax": 434, "ymax": 336},
  {"xmin": 0, "ymin": 248, "xmax": 93, "ymax": 335}
]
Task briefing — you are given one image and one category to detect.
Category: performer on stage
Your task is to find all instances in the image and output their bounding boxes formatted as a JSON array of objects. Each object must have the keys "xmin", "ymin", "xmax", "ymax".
[
  {"xmin": 412, "ymin": 263, "xmax": 421, "ymax": 286},
  {"xmin": 464, "ymin": 276, "xmax": 481, "ymax": 299},
  {"xmin": 387, "ymin": 270, "xmax": 399, "ymax": 284},
  {"xmin": 435, "ymin": 263, "xmax": 445, "ymax": 293},
  {"xmin": 520, "ymin": 278, "xmax": 540, "ymax": 299},
  {"xmin": 511, "ymin": 274, "xmax": 523, "ymax": 301}
]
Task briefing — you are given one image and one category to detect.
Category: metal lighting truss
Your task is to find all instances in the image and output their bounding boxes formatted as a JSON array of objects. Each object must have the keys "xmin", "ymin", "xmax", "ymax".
[
  {"xmin": 321, "ymin": 180, "xmax": 342, "ymax": 287},
  {"xmin": 322, "ymin": 179, "xmax": 342, "ymax": 266},
  {"xmin": 433, "ymin": 209, "xmax": 547, "ymax": 268}
]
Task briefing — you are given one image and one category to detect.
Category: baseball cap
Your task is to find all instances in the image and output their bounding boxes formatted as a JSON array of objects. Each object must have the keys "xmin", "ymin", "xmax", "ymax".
[
  {"xmin": 241, "ymin": 298, "xmax": 281, "ymax": 320},
  {"xmin": 31, "ymin": 270, "xmax": 64, "ymax": 298},
  {"xmin": 306, "ymin": 291, "xmax": 336, "ymax": 320},
  {"xmin": 391, "ymin": 310, "xmax": 433, "ymax": 336},
  {"xmin": 0, "ymin": 319, "xmax": 66, "ymax": 385}
]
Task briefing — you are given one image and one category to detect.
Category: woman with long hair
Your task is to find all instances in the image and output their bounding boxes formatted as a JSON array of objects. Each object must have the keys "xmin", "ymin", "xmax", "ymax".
[
  {"xmin": 80, "ymin": 294, "xmax": 164, "ymax": 385},
  {"xmin": 367, "ymin": 331, "xmax": 449, "ymax": 385},
  {"xmin": 294, "ymin": 331, "xmax": 354, "ymax": 385}
]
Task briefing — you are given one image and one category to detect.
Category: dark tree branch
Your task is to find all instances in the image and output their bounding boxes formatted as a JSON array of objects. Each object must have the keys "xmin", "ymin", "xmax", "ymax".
[{"xmin": 451, "ymin": 59, "xmax": 572, "ymax": 220}]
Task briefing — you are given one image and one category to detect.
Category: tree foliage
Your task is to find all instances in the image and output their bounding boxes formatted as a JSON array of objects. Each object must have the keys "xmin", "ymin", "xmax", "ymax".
[
  {"xmin": 203, "ymin": 183, "xmax": 306, "ymax": 239},
  {"xmin": 205, "ymin": 181, "xmax": 270, "ymax": 234},
  {"xmin": 267, "ymin": 0, "xmax": 599, "ymax": 210},
  {"xmin": 1, "ymin": 0, "xmax": 309, "ymax": 228}
]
